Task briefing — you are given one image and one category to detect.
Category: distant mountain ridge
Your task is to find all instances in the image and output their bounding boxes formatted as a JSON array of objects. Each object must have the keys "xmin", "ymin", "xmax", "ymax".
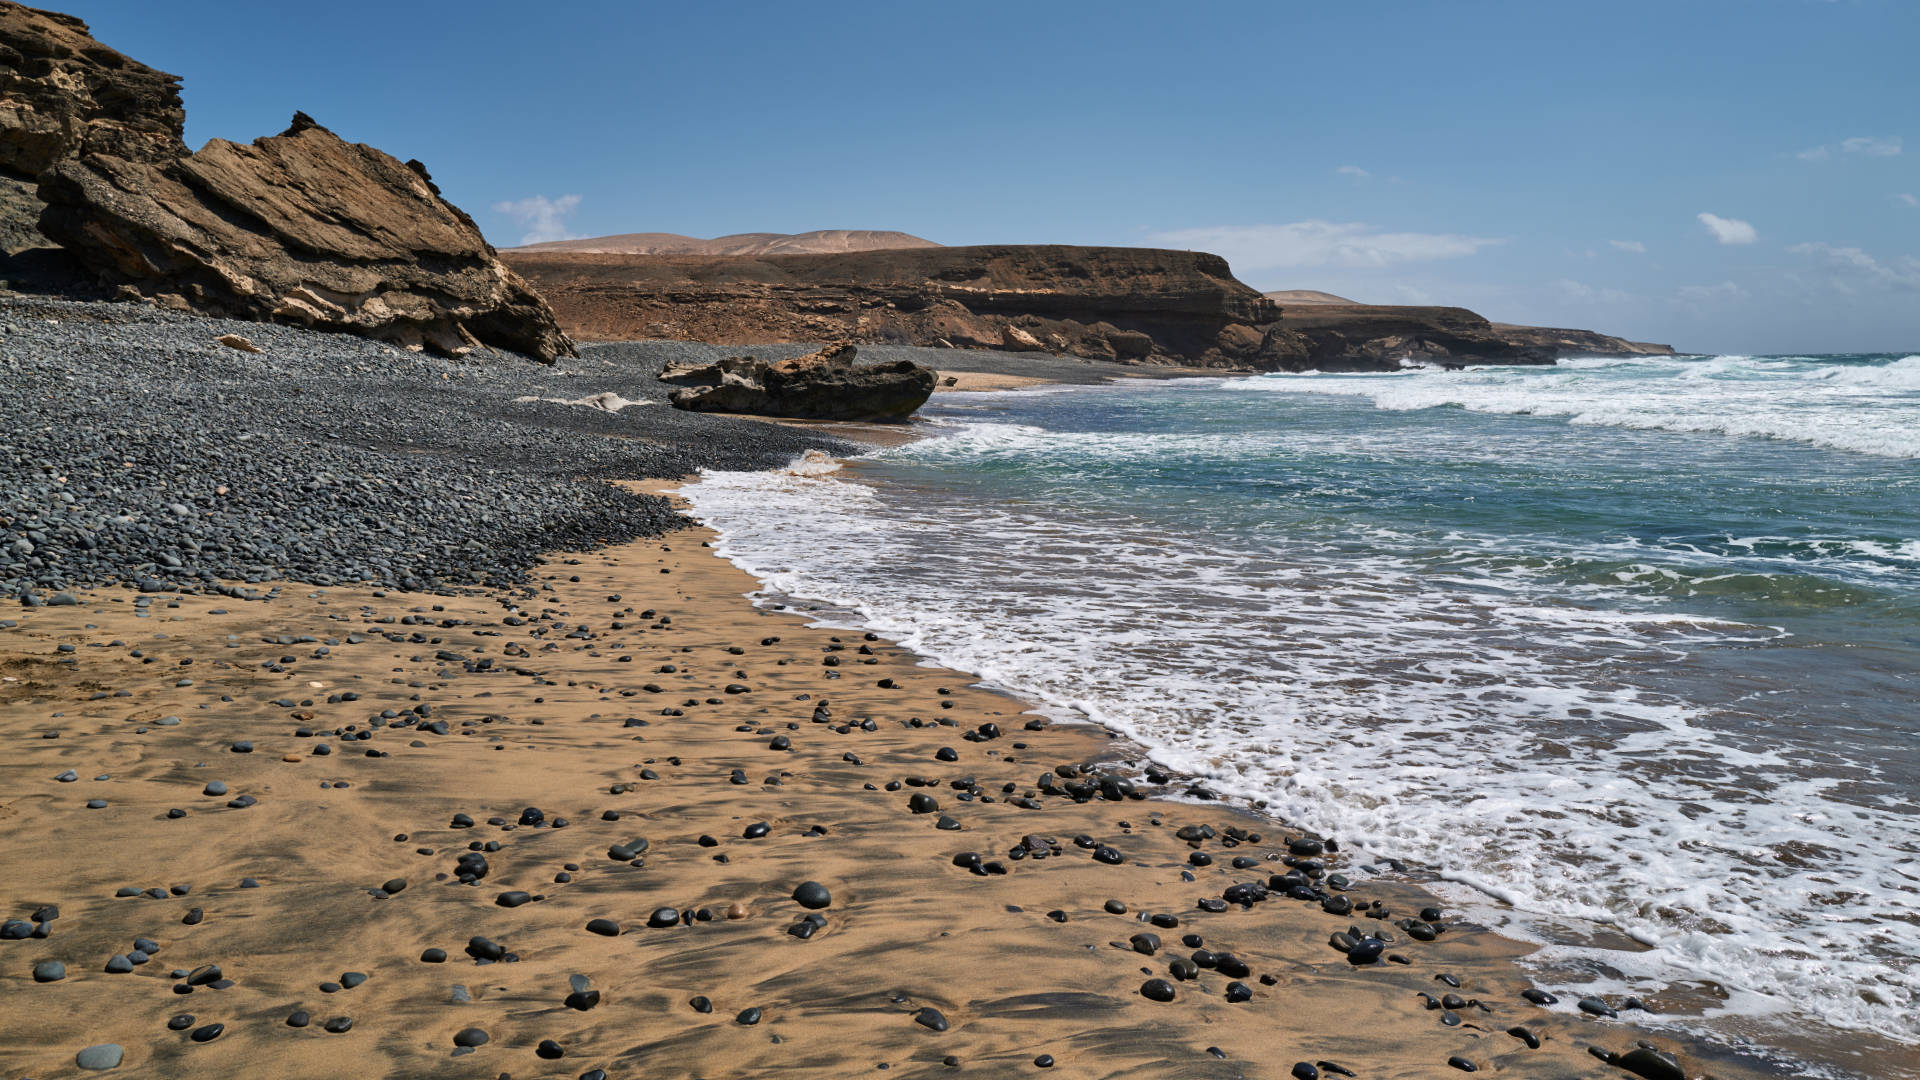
[{"xmin": 510, "ymin": 229, "xmax": 939, "ymax": 256}]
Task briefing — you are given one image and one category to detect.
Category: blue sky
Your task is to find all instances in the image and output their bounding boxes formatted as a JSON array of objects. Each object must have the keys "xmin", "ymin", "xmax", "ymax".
[{"xmin": 71, "ymin": 0, "xmax": 1917, "ymax": 353}]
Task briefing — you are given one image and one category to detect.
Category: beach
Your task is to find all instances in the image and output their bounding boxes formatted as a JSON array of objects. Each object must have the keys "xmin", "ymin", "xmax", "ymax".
[
  {"xmin": 0, "ymin": 300, "xmax": 1904, "ymax": 1079},
  {"xmin": 0, "ymin": 520, "xmax": 1775, "ymax": 1079}
]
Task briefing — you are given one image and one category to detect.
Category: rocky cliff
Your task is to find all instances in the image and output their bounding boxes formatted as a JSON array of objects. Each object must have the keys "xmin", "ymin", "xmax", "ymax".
[
  {"xmin": 0, "ymin": 1, "xmax": 184, "ymax": 253},
  {"xmin": 39, "ymin": 113, "xmax": 574, "ymax": 361},
  {"xmin": 508, "ymin": 245, "xmax": 1670, "ymax": 371},
  {"xmin": 0, "ymin": 4, "xmax": 573, "ymax": 361},
  {"xmin": 1268, "ymin": 303, "xmax": 1670, "ymax": 369},
  {"xmin": 506, "ymin": 245, "xmax": 1291, "ymax": 368}
]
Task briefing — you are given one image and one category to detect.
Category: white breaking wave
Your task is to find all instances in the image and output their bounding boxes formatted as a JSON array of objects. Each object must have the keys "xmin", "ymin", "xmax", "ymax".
[
  {"xmin": 1240, "ymin": 354, "xmax": 1920, "ymax": 459},
  {"xmin": 684, "ymin": 440, "xmax": 1920, "ymax": 1050}
]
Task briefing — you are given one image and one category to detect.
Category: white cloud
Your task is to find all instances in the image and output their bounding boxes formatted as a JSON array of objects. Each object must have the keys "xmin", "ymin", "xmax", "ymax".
[
  {"xmin": 1895, "ymin": 193, "xmax": 1918, "ymax": 208},
  {"xmin": 1841, "ymin": 135, "xmax": 1902, "ymax": 157},
  {"xmin": 491, "ymin": 194, "xmax": 583, "ymax": 246},
  {"xmin": 1788, "ymin": 242, "xmax": 1920, "ymax": 290},
  {"xmin": 1555, "ymin": 279, "xmax": 1632, "ymax": 304},
  {"xmin": 1609, "ymin": 239, "xmax": 1647, "ymax": 254},
  {"xmin": 1697, "ymin": 212, "xmax": 1757, "ymax": 245},
  {"xmin": 1676, "ymin": 281, "xmax": 1749, "ymax": 308},
  {"xmin": 1334, "ymin": 165, "xmax": 1370, "ymax": 178},
  {"xmin": 1798, "ymin": 135, "xmax": 1902, "ymax": 160},
  {"xmin": 1146, "ymin": 220, "xmax": 1502, "ymax": 272}
]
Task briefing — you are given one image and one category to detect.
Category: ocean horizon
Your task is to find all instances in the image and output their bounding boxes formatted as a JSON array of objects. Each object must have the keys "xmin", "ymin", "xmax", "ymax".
[{"xmin": 687, "ymin": 351, "xmax": 1920, "ymax": 1079}]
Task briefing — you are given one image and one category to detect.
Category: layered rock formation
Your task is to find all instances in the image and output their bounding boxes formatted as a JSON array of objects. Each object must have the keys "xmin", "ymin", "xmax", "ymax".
[
  {"xmin": 660, "ymin": 342, "xmax": 935, "ymax": 420},
  {"xmin": 39, "ymin": 113, "xmax": 574, "ymax": 360},
  {"xmin": 0, "ymin": 4, "xmax": 572, "ymax": 361},
  {"xmin": 509, "ymin": 245, "xmax": 1670, "ymax": 371},
  {"xmin": 507, "ymin": 245, "xmax": 1290, "ymax": 369},
  {"xmin": 1262, "ymin": 293, "xmax": 1670, "ymax": 367},
  {"xmin": 0, "ymin": 1, "xmax": 184, "ymax": 253},
  {"xmin": 1489, "ymin": 322, "xmax": 1673, "ymax": 357},
  {"xmin": 1265, "ymin": 302, "xmax": 1670, "ymax": 369}
]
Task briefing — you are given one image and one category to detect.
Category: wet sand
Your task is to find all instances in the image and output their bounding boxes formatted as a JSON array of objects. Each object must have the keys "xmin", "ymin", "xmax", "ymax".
[
  {"xmin": 934, "ymin": 371, "xmax": 1058, "ymax": 393},
  {"xmin": 0, "ymin": 525, "xmax": 1787, "ymax": 1079}
]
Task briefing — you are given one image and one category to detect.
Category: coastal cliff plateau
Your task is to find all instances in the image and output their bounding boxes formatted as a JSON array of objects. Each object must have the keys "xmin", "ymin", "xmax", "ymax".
[
  {"xmin": 506, "ymin": 245, "xmax": 1672, "ymax": 371},
  {"xmin": 505, "ymin": 244, "xmax": 1290, "ymax": 369}
]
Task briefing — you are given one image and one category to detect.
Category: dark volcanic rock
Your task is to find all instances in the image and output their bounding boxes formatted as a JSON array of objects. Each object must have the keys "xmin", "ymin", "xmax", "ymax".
[
  {"xmin": 662, "ymin": 342, "xmax": 934, "ymax": 420},
  {"xmin": 39, "ymin": 113, "xmax": 574, "ymax": 361}
]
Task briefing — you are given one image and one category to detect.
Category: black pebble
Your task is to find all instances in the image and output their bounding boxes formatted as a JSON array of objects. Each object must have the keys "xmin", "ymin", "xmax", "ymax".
[
  {"xmin": 1292, "ymin": 1065, "xmax": 1320, "ymax": 1080},
  {"xmin": 1579, "ymin": 996, "xmax": 1618, "ymax": 1018},
  {"xmin": 287, "ymin": 1010, "xmax": 311, "ymax": 1027},
  {"xmin": 167, "ymin": 1014, "xmax": 195, "ymax": 1031},
  {"xmin": 189, "ymin": 1023, "xmax": 224, "ymax": 1043},
  {"xmin": 1140, "ymin": 978, "xmax": 1175, "ymax": 1002},
  {"xmin": 1034, "ymin": 1054, "xmax": 1054, "ymax": 1068},
  {"xmin": 690, "ymin": 996, "xmax": 712, "ymax": 1013},
  {"xmin": 324, "ymin": 1016, "xmax": 353, "ymax": 1033},
  {"xmin": 791, "ymin": 881, "xmax": 831, "ymax": 909},
  {"xmin": 913, "ymin": 1007, "xmax": 949, "ymax": 1031},
  {"xmin": 537, "ymin": 1039, "xmax": 565, "ymax": 1059},
  {"xmin": 736, "ymin": 1006, "xmax": 763, "ymax": 1025},
  {"xmin": 453, "ymin": 1027, "xmax": 489, "ymax": 1047},
  {"xmin": 585, "ymin": 918, "xmax": 620, "ymax": 937}
]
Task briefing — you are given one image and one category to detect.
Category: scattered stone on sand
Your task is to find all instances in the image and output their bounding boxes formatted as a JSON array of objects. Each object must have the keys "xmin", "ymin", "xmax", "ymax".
[{"xmin": 75, "ymin": 1044, "xmax": 124, "ymax": 1070}]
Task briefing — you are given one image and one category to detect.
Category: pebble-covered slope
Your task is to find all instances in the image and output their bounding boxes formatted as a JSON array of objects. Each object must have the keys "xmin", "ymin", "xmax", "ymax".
[{"xmin": 0, "ymin": 299, "xmax": 856, "ymax": 596}]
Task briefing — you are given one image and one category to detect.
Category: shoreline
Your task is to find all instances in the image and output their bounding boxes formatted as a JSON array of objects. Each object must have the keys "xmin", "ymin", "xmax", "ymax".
[
  {"xmin": 672, "ymin": 425, "xmax": 1918, "ymax": 1080},
  {"xmin": 0, "ymin": 519, "xmax": 1798, "ymax": 1079}
]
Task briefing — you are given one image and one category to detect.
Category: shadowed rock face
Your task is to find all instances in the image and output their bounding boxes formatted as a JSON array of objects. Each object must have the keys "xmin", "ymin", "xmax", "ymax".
[
  {"xmin": 38, "ymin": 113, "xmax": 575, "ymax": 361},
  {"xmin": 661, "ymin": 342, "xmax": 936, "ymax": 420},
  {"xmin": 0, "ymin": 2, "xmax": 184, "ymax": 252}
]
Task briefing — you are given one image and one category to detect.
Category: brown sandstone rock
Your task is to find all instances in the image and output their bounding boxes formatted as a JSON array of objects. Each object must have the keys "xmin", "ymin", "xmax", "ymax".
[
  {"xmin": 662, "ymin": 343, "xmax": 935, "ymax": 420},
  {"xmin": 0, "ymin": 2, "xmax": 184, "ymax": 252},
  {"xmin": 39, "ymin": 113, "xmax": 575, "ymax": 361}
]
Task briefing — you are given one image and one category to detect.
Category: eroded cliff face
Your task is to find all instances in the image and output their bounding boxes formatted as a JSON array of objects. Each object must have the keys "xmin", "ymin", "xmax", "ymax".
[
  {"xmin": 507, "ymin": 246, "xmax": 1670, "ymax": 371},
  {"xmin": 505, "ymin": 245, "xmax": 1292, "ymax": 368},
  {"xmin": 0, "ymin": 1, "xmax": 184, "ymax": 253},
  {"xmin": 39, "ymin": 114, "xmax": 575, "ymax": 361},
  {"xmin": 0, "ymin": 4, "xmax": 573, "ymax": 361}
]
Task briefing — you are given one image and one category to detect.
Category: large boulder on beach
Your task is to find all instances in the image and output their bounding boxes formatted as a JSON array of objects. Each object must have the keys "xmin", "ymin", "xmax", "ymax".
[
  {"xmin": 38, "ymin": 112, "xmax": 575, "ymax": 361},
  {"xmin": 661, "ymin": 343, "xmax": 935, "ymax": 420},
  {"xmin": 0, "ymin": 2, "xmax": 185, "ymax": 253}
]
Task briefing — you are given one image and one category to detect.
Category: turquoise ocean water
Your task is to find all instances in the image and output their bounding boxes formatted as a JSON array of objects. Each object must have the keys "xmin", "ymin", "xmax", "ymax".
[{"xmin": 685, "ymin": 353, "xmax": 1920, "ymax": 1074}]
